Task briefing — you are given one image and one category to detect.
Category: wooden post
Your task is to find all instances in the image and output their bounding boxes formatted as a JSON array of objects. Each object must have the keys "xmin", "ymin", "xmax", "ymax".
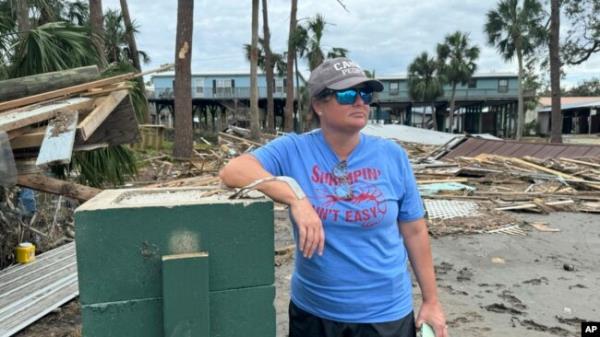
[{"xmin": 0, "ymin": 66, "xmax": 100, "ymax": 102}]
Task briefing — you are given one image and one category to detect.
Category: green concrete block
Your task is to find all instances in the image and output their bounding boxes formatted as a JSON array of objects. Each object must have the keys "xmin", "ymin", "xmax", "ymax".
[
  {"xmin": 210, "ymin": 285, "xmax": 276, "ymax": 337},
  {"xmin": 162, "ymin": 253, "xmax": 209, "ymax": 337},
  {"xmin": 75, "ymin": 189, "xmax": 274, "ymax": 305},
  {"xmin": 81, "ymin": 297, "xmax": 163, "ymax": 337},
  {"xmin": 81, "ymin": 285, "xmax": 275, "ymax": 337}
]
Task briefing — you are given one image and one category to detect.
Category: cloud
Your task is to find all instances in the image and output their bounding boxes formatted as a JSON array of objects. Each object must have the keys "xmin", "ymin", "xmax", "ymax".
[{"xmin": 102, "ymin": 0, "xmax": 599, "ymax": 85}]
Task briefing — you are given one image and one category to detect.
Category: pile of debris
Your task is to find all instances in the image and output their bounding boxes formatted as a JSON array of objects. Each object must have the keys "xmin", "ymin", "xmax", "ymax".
[{"xmin": 0, "ymin": 64, "xmax": 172, "ymax": 201}]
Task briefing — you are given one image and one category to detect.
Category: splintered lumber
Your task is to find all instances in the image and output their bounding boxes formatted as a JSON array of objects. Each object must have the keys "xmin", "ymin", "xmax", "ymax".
[
  {"xmin": 417, "ymin": 178, "xmax": 469, "ymax": 184},
  {"xmin": 78, "ymin": 94, "xmax": 139, "ymax": 146},
  {"xmin": 17, "ymin": 174, "xmax": 101, "ymax": 202},
  {"xmin": 559, "ymin": 157, "xmax": 600, "ymax": 169},
  {"xmin": 0, "ymin": 63, "xmax": 175, "ymax": 112},
  {"xmin": 0, "ymin": 73, "xmax": 133, "ymax": 112},
  {"xmin": 0, "ymin": 66, "xmax": 100, "ymax": 102},
  {"xmin": 8, "ymin": 128, "xmax": 45, "ymax": 150},
  {"xmin": 0, "ymin": 97, "xmax": 92, "ymax": 132},
  {"xmin": 218, "ymin": 132, "xmax": 264, "ymax": 147},
  {"xmin": 36, "ymin": 111, "xmax": 79, "ymax": 167},
  {"xmin": 78, "ymin": 90, "xmax": 129, "ymax": 140},
  {"xmin": 494, "ymin": 199, "xmax": 575, "ymax": 211}
]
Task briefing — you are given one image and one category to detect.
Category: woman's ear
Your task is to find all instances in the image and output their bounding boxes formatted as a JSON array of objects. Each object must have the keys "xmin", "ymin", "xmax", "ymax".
[{"xmin": 312, "ymin": 100, "xmax": 323, "ymax": 115}]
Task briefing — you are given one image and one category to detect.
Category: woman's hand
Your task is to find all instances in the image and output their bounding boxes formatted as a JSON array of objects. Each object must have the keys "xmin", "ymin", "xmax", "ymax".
[
  {"xmin": 416, "ymin": 299, "xmax": 448, "ymax": 337},
  {"xmin": 289, "ymin": 198, "xmax": 325, "ymax": 258}
]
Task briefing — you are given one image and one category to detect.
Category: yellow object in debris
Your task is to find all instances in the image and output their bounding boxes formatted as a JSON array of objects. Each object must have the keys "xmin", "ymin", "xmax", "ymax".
[{"xmin": 15, "ymin": 242, "xmax": 36, "ymax": 264}]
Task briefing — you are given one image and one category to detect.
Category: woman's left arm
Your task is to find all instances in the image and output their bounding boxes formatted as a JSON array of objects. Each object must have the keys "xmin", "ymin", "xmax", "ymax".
[{"xmin": 400, "ymin": 218, "xmax": 448, "ymax": 337}]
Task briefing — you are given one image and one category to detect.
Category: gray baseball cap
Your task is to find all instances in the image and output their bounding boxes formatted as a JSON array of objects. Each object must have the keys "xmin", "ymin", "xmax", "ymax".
[{"xmin": 308, "ymin": 57, "xmax": 383, "ymax": 97}]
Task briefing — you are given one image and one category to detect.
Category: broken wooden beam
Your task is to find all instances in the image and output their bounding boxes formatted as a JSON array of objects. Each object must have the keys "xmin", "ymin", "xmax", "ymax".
[
  {"xmin": 17, "ymin": 174, "xmax": 101, "ymax": 202},
  {"xmin": 494, "ymin": 199, "xmax": 575, "ymax": 211},
  {"xmin": 0, "ymin": 97, "xmax": 92, "ymax": 132},
  {"xmin": 78, "ymin": 90, "xmax": 129, "ymax": 140},
  {"xmin": 0, "ymin": 73, "xmax": 133, "ymax": 112}
]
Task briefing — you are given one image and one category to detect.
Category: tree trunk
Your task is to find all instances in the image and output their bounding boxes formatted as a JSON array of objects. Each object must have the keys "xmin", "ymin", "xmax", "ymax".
[
  {"xmin": 119, "ymin": 0, "xmax": 149, "ymax": 123},
  {"xmin": 173, "ymin": 0, "xmax": 194, "ymax": 159},
  {"xmin": 89, "ymin": 0, "xmax": 108, "ymax": 70},
  {"xmin": 516, "ymin": 49, "xmax": 525, "ymax": 140},
  {"xmin": 17, "ymin": 0, "xmax": 30, "ymax": 33},
  {"xmin": 448, "ymin": 83, "xmax": 457, "ymax": 133},
  {"xmin": 0, "ymin": 66, "xmax": 99, "ymax": 101},
  {"xmin": 284, "ymin": 0, "xmax": 297, "ymax": 132},
  {"xmin": 262, "ymin": 0, "xmax": 275, "ymax": 134},
  {"xmin": 249, "ymin": 0, "xmax": 261, "ymax": 140},
  {"xmin": 431, "ymin": 103, "xmax": 437, "ymax": 130},
  {"xmin": 550, "ymin": 0, "xmax": 563, "ymax": 144}
]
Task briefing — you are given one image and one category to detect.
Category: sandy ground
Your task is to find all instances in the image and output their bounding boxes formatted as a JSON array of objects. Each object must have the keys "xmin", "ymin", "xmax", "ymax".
[
  {"xmin": 15, "ymin": 211, "xmax": 599, "ymax": 337},
  {"xmin": 275, "ymin": 211, "xmax": 599, "ymax": 337}
]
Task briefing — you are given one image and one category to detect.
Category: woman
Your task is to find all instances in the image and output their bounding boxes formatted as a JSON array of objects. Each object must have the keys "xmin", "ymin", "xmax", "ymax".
[{"xmin": 220, "ymin": 57, "xmax": 447, "ymax": 337}]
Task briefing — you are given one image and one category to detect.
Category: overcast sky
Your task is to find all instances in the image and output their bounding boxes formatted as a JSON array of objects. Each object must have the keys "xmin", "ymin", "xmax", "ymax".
[{"xmin": 103, "ymin": 0, "xmax": 600, "ymax": 88}]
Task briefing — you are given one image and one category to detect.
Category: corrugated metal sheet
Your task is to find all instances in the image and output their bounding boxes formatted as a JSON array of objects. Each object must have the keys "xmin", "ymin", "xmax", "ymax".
[{"xmin": 442, "ymin": 137, "xmax": 600, "ymax": 159}]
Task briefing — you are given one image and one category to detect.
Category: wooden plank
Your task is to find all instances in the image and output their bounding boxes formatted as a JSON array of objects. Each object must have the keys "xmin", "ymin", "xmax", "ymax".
[
  {"xmin": 162, "ymin": 253, "xmax": 210, "ymax": 337},
  {"xmin": 495, "ymin": 199, "xmax": 575, "ymax": 211},
  {"xmin": 78, "ymin": 90, "xmax": 128, "ymax": 140},
  {"xmin": 559, "ymin": 157, "xmax": 600, "ymax": 169},
  {"xmin": 36, "ymin": 111, "xmax": 79, "ymax": 167},
  {"xmin": 9, "ymin": 131, "xmax": 44, "ymax": 149},
  {"xmin": 17, "ymin": 174, "xmax": 101, "ymax": 202},
  {"xmin": 417, "ymin": 178, "xmax": 470, "ymax": 184},
  {"xmin": 78, "ymin": 95, "xmax": 140, "ymax": 146},
  {"xmin": 0, "ymin": 97, "xmax": 92, "ymax": 132},
  {"xmin": 0, "ymin": 73, "xmax": 133, "ymax": 112}
]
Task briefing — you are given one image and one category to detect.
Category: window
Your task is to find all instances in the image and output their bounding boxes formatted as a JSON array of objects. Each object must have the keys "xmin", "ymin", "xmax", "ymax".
[
  {"xmin": 498, "ymin": 79, "xmax": 508, "ymax": 93},
  {"xmin": 194, "ymin": 79, "xmax": 204, "ymax": 95},
  {"xmin": 215, "ymin": 79, "xmax": 233, "ymax": 96},
  {"xmin": 389, "ymin": 81, "xmax": 399, "ymax": 95},
  {"xmin": 468, "ymin": 79, "xmax": 477, "ymax": 88},
  {"xmin": 275, "ymin": 79, "xmax": 284, "ymax": 94}
]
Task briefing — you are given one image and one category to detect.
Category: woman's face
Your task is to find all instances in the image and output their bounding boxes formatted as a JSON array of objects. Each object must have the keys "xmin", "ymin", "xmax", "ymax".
[{"xmin": 313, "ymin": 86, "xmax": 370, "ymax": 133}]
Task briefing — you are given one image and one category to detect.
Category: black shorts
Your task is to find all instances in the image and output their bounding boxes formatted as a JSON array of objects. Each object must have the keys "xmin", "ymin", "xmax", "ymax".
[{"xmin": 289, "ymin": 301, "xmax": 416, "ymax": 337}]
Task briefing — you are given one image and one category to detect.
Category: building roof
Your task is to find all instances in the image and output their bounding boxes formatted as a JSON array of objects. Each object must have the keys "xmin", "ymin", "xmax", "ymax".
[
  {"xmin": 442, "ymin": 137, "xmax": 600, "ymax": 159},
  {"xmin": 537, "ymin": 96, "xmax": 600, "ymax": 112},
  {"xmin": 377, "ymin": 72, "xmax": 517, "ymax": 81},
  {"xmin": 361, "ymin": 124, "xmax": 500, "ymax": 146}
]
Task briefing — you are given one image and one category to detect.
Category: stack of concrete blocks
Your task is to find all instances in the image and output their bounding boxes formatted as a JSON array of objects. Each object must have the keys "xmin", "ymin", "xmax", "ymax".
[{"xmin": 75, "ymin": 188, "xmax": 275, "ymax": 337}]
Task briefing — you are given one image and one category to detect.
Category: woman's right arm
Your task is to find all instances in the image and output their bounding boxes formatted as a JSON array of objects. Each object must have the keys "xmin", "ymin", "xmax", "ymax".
[{"xmin": 220, "ymin": 154, "xmax": 325, "ymax": 258}]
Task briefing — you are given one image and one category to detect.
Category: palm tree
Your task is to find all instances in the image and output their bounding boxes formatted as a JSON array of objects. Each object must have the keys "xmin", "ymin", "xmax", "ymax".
[
  {"xmin": 10, "ymin": 22, "xmax": 98, "ymax": 77},
  {"xmin": 284, "ymin": 0, "xmax": 297, "ymax": 132},
  {"xmin": 408, "ymin": 52, "xmax": 444, "ymax": 130},
  {"xmin": 103, "ymin": 9, "xmax": 150, "ymax": 66},
  {"xmin": 173, "ymin": 0, "xmax": 194, "ymax": 159},
  {"xmin": 305, "ymin": 14, "xmax": 326, "ymax": 70},
  {"xmin": 327, "ymin": 47, "xmax": 348, "ymax": 59},
  {"xmin": 262, "ymin": 0, "xmax": 275, "ymax": 133},
  {"xmin": 485, "ymin": 0, "xmax": 546, "ymax": 140},
  {"xmin": 118, "ymin": 0, "xmax": 148, "ymax": 122},
  {"xmin": 89, "ymin": 0, "xmax": 107, "ymax": 69},
  {"xmin": 249, "ymin": 0, "xmax": 260, "ymax": 140},
  {"xmin": 437, "ymin": 31, "xmax": 480, "ymax": 133},
  {"xmin": 549, "ymin": 0, "xmax": 562, "ymax": 143},
  {"xmin": 17, "ymin": 0, "xmax": 30, "ymax": 33}
]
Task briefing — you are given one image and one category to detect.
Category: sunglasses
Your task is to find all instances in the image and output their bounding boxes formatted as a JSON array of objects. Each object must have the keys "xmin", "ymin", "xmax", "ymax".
[
  {"xmin": 321, "ymin": 88, "xmax": 374, "ymax": 105},
  {"xmin": 332, "ymin": 160, "xmax": 353, "ymax": 200}
]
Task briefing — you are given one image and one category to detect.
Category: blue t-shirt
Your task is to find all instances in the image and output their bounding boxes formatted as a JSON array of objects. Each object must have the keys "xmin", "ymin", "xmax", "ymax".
[{"xmin": 252, "ymin": 129, "xmax": 425, "ymax": 323}]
